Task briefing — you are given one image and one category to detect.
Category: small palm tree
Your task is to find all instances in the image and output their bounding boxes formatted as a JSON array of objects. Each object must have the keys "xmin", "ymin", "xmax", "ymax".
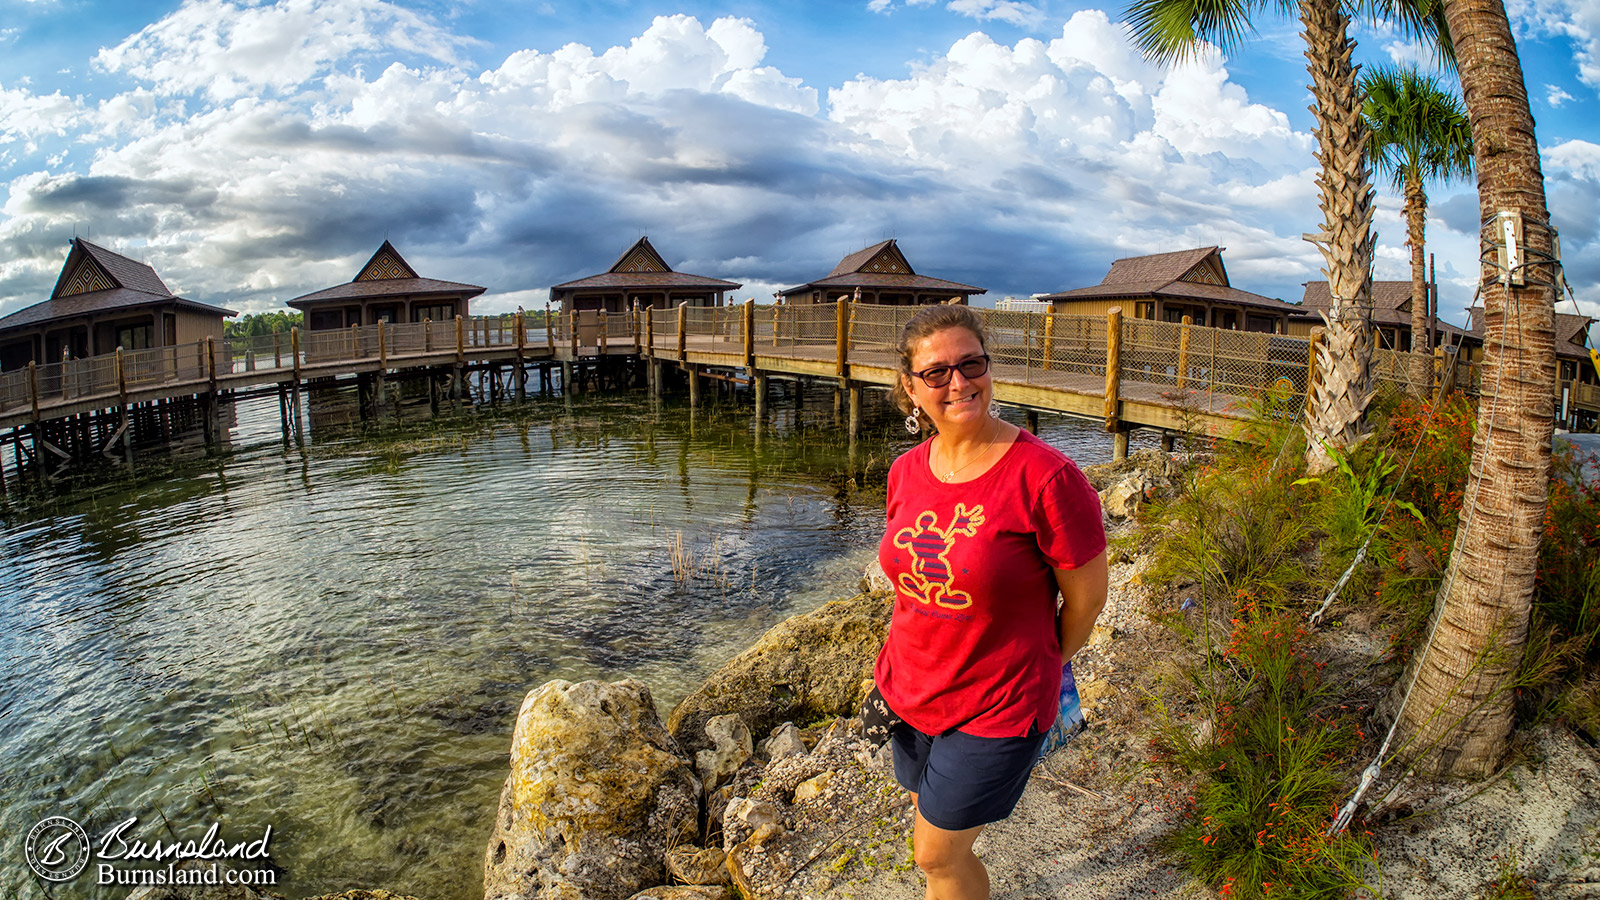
[
  {"xmin": 1124, "ymin": 0, "xmax": 1452, "ymax": 472},
  {"xmin": 1362, "ymin": 63, "xmax": 1473, "ymax": 388}
]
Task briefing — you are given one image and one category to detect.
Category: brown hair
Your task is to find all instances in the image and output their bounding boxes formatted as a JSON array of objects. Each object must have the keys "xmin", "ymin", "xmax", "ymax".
[{"xmin": 891, "ymin": 303, "xmax": 990, "ymax": 434}]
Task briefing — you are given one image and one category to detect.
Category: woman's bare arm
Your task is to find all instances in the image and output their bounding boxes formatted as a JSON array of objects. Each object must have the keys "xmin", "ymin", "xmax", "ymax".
[{"xmin": 1054, "ymin": 550, "xmax": 1108, "ymax": 664}]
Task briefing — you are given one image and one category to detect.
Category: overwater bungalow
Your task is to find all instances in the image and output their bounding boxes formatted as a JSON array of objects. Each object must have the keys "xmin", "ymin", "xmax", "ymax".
[
  {"xmin": 1291, "ymin": 280, "xmax": 1477, "ymax": 351},
  {"xmin": 288, "ymin": 241, "xmax": 485, "ymax": 331},
  {"xmin": 0, "ymin": 238, "xmax": 234, "ymax": 372},
  {"xmin": 778, "ymin": 239, "xmax": 984, "ymax": 306},
  {"xmin": 1040, "ymin": 247, "xmax": 1297, "ymax": 333},
  {"xmin": 551, "ymin": 237, "xmax": 741, "ymax": 314}
]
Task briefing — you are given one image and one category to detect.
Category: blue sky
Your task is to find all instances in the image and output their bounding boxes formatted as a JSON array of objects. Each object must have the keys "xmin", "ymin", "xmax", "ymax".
[{"xmin": 0, "ymin": 0, "xmax": 1597, "ymax": 331}]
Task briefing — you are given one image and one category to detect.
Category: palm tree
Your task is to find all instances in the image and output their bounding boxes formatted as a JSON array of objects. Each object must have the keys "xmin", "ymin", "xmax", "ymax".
[
  {"xmin": 1123, "ymin": 0, "xmax": 1450, "ymax": 473},
  {"xmin": 1362, "ymin": 63, "xmax": 1473, "ymax": 390},
  {"xmin": 1379, "ymin": 0, "xmax": 1558, "ymax": 778}
]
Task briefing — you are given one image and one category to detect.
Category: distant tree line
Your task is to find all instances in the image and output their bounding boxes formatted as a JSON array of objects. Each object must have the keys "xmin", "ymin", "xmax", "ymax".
[{"xmin": 225, "ymin": 310, "xmax": 303, "ymax": 338}]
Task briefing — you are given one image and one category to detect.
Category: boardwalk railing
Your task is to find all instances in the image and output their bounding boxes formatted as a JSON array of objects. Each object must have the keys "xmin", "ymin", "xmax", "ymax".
[{"xmin": 2, "ymin": 304, "xmax": 1587, "ymax": 429}]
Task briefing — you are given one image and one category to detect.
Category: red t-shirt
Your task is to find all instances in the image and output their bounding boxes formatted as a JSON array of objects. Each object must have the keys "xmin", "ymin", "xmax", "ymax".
[{"xmin": 873, "ymin": 429, "xmax": 1106, "ymax": 738}]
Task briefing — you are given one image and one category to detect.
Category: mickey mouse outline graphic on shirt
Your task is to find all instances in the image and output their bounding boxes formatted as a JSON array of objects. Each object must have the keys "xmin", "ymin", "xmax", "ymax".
[{"xmin": 892, "ymin": 503, "xmax": 986, "ymax": 609}]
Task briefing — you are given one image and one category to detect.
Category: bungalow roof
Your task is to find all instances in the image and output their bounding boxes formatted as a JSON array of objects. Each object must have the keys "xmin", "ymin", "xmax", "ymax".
[{"xmin": 287, "ymin": 240, "xmax": 485, "ymax": 308}]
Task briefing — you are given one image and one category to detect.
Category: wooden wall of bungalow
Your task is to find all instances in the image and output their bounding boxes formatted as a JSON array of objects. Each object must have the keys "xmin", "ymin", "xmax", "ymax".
[
  {"xmin": 0, "ymin": 304, "xmax": 229, "ymax": 371},
  {"xmin": 297, "ymin": 291, "xmax": 481, "ymax": 331},
  {"xmin": 1049, "ymin": 296, "xmax": 1292, "ymax": 334},
  {"xmin": 554, "ymin": 288, "xmax": 729, "ymax": 314}
]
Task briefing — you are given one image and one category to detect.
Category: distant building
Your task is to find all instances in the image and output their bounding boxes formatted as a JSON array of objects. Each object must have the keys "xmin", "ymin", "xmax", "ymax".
[
  {"xmin": 0, "ymin": 238, "xmax": 235, "ymax": 372},
  {"xmin": 288, "ymin": 240, "xmax": 485, "ymax": 331},
  {"xmin": 551, "ymin": 237, "xmax": 741, "ymax": 314},
  {"xmin": 778, "ymin": 240, "xmax": 984, "ymax": 306},
  {"xmin": 994, "ymin": 297, "xmax": 1051, "ymax": 313},
  {"xmin": 1291, "ymin": 281, "xmax": 1475, "ymax": 351},
  {"xmin": 1040, "ymin": 247, "xmax": 1297, "ymax": 333}
]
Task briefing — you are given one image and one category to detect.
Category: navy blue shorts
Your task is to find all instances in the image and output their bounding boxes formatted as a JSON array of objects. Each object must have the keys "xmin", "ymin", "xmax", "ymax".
[{"xmin": 890, "ymin": 722, "xmax": 1046, "ymax": 831}]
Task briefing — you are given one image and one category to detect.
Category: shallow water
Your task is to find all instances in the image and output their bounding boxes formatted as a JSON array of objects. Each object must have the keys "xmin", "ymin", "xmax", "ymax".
[{"xmin": 0, "ymin": 379, "xmax": 1149, "ymax": 899}]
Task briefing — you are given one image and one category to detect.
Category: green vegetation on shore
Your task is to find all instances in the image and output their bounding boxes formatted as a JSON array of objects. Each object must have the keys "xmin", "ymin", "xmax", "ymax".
[{"xmin": 1133, "ymin": 389, "xmax": 1600, "ymax": 900}]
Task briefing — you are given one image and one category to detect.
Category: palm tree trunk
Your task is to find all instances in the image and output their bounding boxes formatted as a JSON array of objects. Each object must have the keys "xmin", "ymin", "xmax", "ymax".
[
  {"xmin": 1405, "ymin": 173, "xmax": 1431, "ymax": 390},
  {"xmin": 1381, "ymin": 0, "xmax": 1557, "ymax": 778},
  {"xmin": 1300, "ymin": 0, "xmax": 1376, "ymax": 474}
]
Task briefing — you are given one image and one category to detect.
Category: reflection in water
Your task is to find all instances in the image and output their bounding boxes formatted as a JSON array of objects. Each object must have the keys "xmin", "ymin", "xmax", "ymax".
[{"xmin": 0, "ymin": 380, "xmax": 1149, "ymax": 900}]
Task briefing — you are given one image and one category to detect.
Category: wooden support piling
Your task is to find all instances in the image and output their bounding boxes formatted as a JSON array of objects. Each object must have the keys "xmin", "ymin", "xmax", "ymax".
[
  {"xmin": 847, "ymin": 381, "xmax": 862, "ymax": 438},
  {"xmin": 1104, "ymin": 307, "xmax": 1122, "ymax": 433},
  {"xmin": 688, "ymin": 365, "xmax": 701, "ymax": 408},
  {"xmin": 743, "ymin": 300, "xmax": 755, "ymax": 369},
  {"xmin": 835, "ymin": 301, "xmax": 848, "ymax": 377},
  {"xmin": 1177, "ymin": 315, "xmax": 1192, "ymax": 390},
  {"xmin": 1025, "ymin": 409, "xmax": 1039, "ymax": 434},
  {"xmin": 754, "ymin": 373, "xmax": 767, "ymax": 421}
]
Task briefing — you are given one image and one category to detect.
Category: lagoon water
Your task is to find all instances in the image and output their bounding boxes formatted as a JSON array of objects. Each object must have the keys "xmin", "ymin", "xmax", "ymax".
[{"xmin": 0, "ymin": 381, "xmax": 1149, "ymax": 899}]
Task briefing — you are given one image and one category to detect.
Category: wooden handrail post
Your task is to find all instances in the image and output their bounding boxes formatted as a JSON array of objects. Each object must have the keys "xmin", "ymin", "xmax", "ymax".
[
  {"xmin": 116, "ymin": 347, "xmax": 127, "ymax": 400},
  {"xmin": 207, "ymin": 336, "xmax": 218, "ymax": 387},
  {"xmin": 1104, "ymin": 307, "xmax": 1122, "ymax": 432},
  {"xmin": 546, "ymin": 302, "xmax": 555, "ymax": 353},
  {"xmin": 273, "ymin": 331, "xmax": 282, "ymax": 369},
  {"xmin": 645, "ymin": 305, "xmax": 655, "ymax": 355},
  {"xmin": 677, "ymin": 301, "xmax": 688, "ymax": 358},
  {"xmin": 599, "ymin": 309, "xmax": 609, "ymax": 354},
  {"xmin": 743, "ymin": 299, "xmax": 754, "ymax": 368},
  {"xmin": 424, "ymin": 318, "xmax": 433, "ymax": 353},
  {"xmin": 28, "ymin": 361, "xmax": 39, "ymax": 421},
  {"xmin": 835, "ymin": 300, "xmax": 849, "ymax": 376},
  {"xmin": 772, "ymin": 305, "xmax": 780, "ymax": 348},
  {"xmin": 1042, "ymin": 311, "xmax": 1056, "ymax": 371},
  {"xmin": 378, "ymin": 320, "xmax": 388, "ymax": 368},
  {"xmin": 570, "ymin": 310, "xmax": 579, "ymax": 357},
  {"xmin": 291, "ymin": 327, "xmax": 302, "ymax": 380},
  {"xmin": 1433, "ymin": 345, "xmax": 1444, "ymax": 393},
  {"xmin": 515, "ymin": 312, "xmax": 525, "ymax": 351},
  {"xmin": 456, "ymin": 315, "xmax": 465, "ymax": 363},
  {"xmin": 1176, "ymin": 315, "xmax": 1192, "ymax": 389},
  {"xmin": 1306, "ymin": 327, "xmax": 1324, "ymax": 412},
  {"xmin": 349, "ymin": 323, "xmax": 359, "ymax": 359}
]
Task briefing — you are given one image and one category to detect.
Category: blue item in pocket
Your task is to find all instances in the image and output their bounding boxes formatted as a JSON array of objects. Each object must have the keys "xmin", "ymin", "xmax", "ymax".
[{"xmin": 1038, "ymin": 660, "xmax": 1086, "ymax": 760}]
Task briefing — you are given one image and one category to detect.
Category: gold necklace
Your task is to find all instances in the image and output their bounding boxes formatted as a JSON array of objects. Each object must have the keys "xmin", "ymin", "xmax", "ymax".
[{"xmin": 937, "ymin": 417, "xmax": 1000, "ymax": 482}]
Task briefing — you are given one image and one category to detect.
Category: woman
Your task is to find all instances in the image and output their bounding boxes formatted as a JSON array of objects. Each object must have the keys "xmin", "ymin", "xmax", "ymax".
[{"xmin": 874, "ymin": 304, "xmax": 1108, "ymax": 900}]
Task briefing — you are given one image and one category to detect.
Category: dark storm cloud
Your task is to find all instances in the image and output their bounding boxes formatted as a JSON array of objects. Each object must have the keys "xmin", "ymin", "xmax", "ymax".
[{"xmin": 24, "ymin": 175, "xmax": 220, "ymax": 215}]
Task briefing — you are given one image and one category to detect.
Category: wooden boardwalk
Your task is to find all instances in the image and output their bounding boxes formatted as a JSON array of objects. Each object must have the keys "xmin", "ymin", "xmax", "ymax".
[{"xmin": 0, "ymin": 301, "xmax": 1545, "ymax": 469}]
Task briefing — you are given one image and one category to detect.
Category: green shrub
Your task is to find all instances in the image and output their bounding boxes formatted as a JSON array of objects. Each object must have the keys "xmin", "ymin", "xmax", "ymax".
[{"xmin": 1159, "ymin": 601, "xmax": 1376, "ymax": 900}]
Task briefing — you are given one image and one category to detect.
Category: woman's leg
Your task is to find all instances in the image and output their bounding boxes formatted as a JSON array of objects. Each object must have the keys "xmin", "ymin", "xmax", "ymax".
[{"xmin": 912, "ymin": 808, "xmax": 987, "ymax": 900}]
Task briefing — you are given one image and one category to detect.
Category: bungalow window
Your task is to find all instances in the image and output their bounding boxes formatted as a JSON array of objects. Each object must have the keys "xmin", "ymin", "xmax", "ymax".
[
  {"xmin": 116, "ymin": 324, "xmax": 153, "ymax": 351},
  {"xmin": 413, "ymin": 303, "xmax": 455, "ymax": 323},
  {"xmin": 1245, "ymin": 314, "xmax": 1276, "ymax": 334}
]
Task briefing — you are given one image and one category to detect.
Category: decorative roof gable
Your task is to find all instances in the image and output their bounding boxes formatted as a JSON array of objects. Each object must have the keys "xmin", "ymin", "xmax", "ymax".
[
  {"xmin": 355, "ymin": 240, "xmax": 420, "ymax": 282},
  {"xmin": 610, "ymin": 236, "xmax": 672, "ymax": 274},
  {"xmin": 1102, "ymin": 247, "xmax": 1220, "ymax": 287},
  {"xmin": 1179, "ymin": 253, "xmax": 1228, "ymax": 286},
  {"xmin": 50, "ymin": 238, "xmax": 173, "ymax": 299},
  {"xmin": 58, "ymin": 255, "xmax": 115, "ymax": 297},
  {"xmin": 828, "ymin": 240, "xmax": 914, "ymax": 278}
]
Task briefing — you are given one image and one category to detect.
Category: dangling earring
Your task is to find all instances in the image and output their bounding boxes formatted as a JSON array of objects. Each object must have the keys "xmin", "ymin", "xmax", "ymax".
[
  {"xmin": 904, "ymin": 407, "xmax": 922, "ymax": 434},
  {"xmin": 988, "ymin": 399, "xmax": 1001, "ymax": 418}
]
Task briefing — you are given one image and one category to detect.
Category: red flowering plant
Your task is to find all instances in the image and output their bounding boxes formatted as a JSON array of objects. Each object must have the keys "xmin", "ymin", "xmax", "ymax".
[
  {"xmin": 1368, "ymin": 393, "xmax": 1477, "ymax": 657},
  {"xmin": 1160, "ymin": 599, "xmax": 1377, "ymax": 899}
]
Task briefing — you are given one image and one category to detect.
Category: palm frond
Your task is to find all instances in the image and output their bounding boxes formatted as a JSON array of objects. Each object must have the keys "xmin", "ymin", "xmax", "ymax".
[{"xmin": 1122, "ymin": 0, "xmax": 1278, "ymax": 66}]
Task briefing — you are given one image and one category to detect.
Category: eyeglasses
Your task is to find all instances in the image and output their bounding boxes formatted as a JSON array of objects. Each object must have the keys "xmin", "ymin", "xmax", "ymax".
[{"xmin": 909, "ymin": 354, "xmax": 990, "ymax": 388}]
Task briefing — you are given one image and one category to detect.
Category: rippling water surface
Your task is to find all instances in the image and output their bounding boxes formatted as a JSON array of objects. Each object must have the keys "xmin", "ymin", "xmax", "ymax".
[{"xmin": 0, "ymin": 381, "xmax": 1146, "ymax": 898}]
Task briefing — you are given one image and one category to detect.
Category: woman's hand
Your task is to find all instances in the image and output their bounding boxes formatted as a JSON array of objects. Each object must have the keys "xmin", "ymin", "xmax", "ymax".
[{"xmin": 1054, "ymin": 550, "xmax": 1108, "ymax": 664}]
